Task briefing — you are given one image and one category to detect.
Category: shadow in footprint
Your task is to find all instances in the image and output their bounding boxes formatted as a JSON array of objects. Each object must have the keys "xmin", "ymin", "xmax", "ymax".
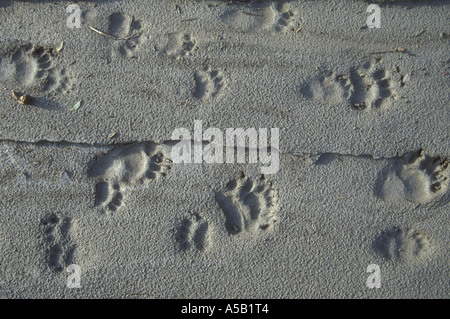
[
  {"xmin": 215, "ymin": 192, "xmax": 243, "ymax": 235},
  {"xmin": 175, "ymin": 218, "xmax": 193, "ymax": 251},
  {"xmin": 193, "ymin": 222, "xmax": 209, "ymax": 251},
  {"xmin": 94, "ymin": 181, "xmax": 109, "ymax": 207}
]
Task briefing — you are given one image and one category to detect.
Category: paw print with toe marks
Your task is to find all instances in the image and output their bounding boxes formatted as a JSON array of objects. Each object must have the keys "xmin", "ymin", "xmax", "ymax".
[
  {"xmin": 376, "ymin": 149, "xmax": 449, "ymax": 204},
  {"xmin": 175, "ymin": 213, "xmax": 210, "ymax": 252},
  {"xmin": 105, "ymin": 12, "xmax": 145, "ymax": 58},
  {"xmin": 193, "ymin": 66, "xmax": 225, "ymax": 101},
  {"xmin": 215, "ymin": 173, "xmax": 279, "ymax": 235},
  {"xmin": 165, "ymin": 32, "xmax": 197, "ymax": 58},
  {"xmin": 300, "ymin": 60, "xmax": 398, "ymax": 110},
  {"xmin": 41, "ymin": 213, "xmax": 76, "ymax": 272},
  {"xmin": 89, "ymin": 142, "xmax": 172, "ymax": 213},
  {"xmin": 0, "ymin": 44, "xmax": 73, "ymax": 96},
  {"xmin": 373, "ymin": 227, "xmax": 432, "ymax": 263}
]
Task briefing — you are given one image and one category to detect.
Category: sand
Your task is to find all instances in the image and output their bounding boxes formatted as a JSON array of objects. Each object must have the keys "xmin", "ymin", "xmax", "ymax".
[{"xmin": 0, "ymin": 0, "xmax": 448, "ymax": 298}]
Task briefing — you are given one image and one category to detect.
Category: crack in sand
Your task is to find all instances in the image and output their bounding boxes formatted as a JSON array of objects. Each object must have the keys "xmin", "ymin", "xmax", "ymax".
[{"xmin": 0, "ymin": 139, "xmax": 448, "ymax": 163}]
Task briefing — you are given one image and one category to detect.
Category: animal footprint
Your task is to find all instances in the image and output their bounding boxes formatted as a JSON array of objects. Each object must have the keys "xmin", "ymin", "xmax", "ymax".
[
  {"xmin": 220, "ymin": 2, "xmax": 297, "ymax": 32},
  {"xmin": 375, "ymin": 149, "xmax": 449, "ymax": 204},
  {"xmin": 193, "ymin": 66, "xmax": 225, "ymax": 100},
  {"xmin": 272, "ymin": 2, "xmax": 296, "ymax": 32},
  {"xmin": 41, "ymin": 213, "xmax": 76, "ymax": 272},
  {"xmin": 165, "ymin": 32, "xmax": 197, "ymax": 58},
  {"xmin": 373, "ymin": 227, "xmax": 432, "ymax": 263},
  {"xmin": 119, "ymin": 22, "xmax": 145, "ymax": 58},
  {"xmin": 301, "ymin": 60, "xmax": 397, "ymax": 110},
  {"xmin": 33, "ymin": 47, "xmax": 72, "ymax": 95},
  {"xmin": 103, "ymin": 12, "xmax": 145, "ymax": 58},
  {"xmin": 89, "ymin": 142, "xmax": 172, "ymax": 212},
  {"xmin": 215, "ymin": 173, "xmax": 279, "ymax": 235},
  {"xmin": 0, "ymin": 44, "xmax": 72, "ymax": 96},
  {"xmin": 175, "ymin": 213, "xmax": 210, "ymax": 252},
  {"xmin": 345, "ymin": 62, "xmax": 395, "ymax": 110}
]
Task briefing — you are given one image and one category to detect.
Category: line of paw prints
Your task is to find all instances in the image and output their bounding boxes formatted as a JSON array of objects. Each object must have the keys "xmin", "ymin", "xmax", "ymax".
[{"xmin": 85, "ymin": 146, "xmax": 444, "ymax": 267}]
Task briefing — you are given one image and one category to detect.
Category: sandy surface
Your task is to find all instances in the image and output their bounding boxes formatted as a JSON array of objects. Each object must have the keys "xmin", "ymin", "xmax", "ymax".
[{"xmin": 0, "ymin": 0, "xmax": 448, "ymax": 298}]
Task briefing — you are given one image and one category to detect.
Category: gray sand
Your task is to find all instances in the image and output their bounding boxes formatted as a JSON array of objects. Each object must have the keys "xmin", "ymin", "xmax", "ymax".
[{"xmin": 0, "ymin": 0, "xmax": 448, "ymax": 298}]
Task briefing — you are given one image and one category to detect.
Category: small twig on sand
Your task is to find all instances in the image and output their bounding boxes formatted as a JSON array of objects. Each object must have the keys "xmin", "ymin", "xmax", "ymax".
[
  {"xmin": 369, "ymin": 50, "xmax": 397, "ymax": 54},
  {"xmin": 180, "ymin": 18, "xmax": 198, "ymax": 22},
  {"xmin": 89, "ymin": 26, "xmax": 141, "ymax": 40},
  {"xmin": 369, "ymin": 47, "xmax": 415, "ymax": 56},
  {"xmin": 242, "ymin": 11, "xmax": 264, "ymax": 17},
  {"xmin": 11, "ymin": 90, "xmax": 31, "ymax": 105},
  {"xmin": 414, "ymin": 29, "xmax": 425, "ymax": 37}
]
